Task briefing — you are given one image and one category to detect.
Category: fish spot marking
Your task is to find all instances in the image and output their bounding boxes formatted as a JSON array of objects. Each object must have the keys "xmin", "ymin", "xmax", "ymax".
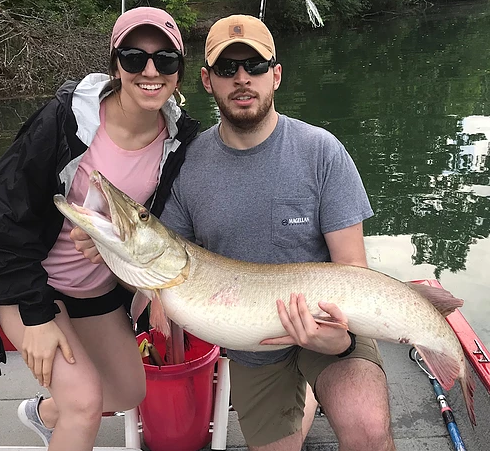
[
  {"xmin": 398, "ymin": 337, "xmax": 410, "ymax": 344},
  {"xmin": 208, "ymin": 286, "xmax": 239, "ymax": 306}
]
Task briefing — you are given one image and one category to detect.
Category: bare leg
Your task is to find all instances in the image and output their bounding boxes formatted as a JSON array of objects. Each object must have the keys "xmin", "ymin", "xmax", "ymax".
[
  {"xmin": 302, "ymin": 383, "xmax": 318, "ymax": 440},
  {"xmin": 0, "ymin": 304, "xmax": 145, "ymax": 451},
  {"xmin": 70, "ymin": 305, "xmax": 146, "ymax": 413},
  {"xmin": 316, "ymin": 358, "xmax": 395, "ymax": 451},
  {"xmin": 0, "ymin": 303, "xmax": 104, "ymax": 451},
  {"xmin": 249, "ymin": 429, "xmax": 303, "ymax": 451}
]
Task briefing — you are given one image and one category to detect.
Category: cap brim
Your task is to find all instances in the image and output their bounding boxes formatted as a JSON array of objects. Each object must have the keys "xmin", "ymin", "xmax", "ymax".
[
  {"xmin": 206, "ymin": 39, "xmax": 273, "ymax": 66},
  {"xmin": 113, "ymin": 23, "xmax": 182, "ymax": 52}
]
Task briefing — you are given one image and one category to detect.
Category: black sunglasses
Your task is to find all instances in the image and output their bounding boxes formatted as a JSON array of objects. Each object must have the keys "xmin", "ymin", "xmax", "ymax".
[
  {"xmin": 208, "ymin": 57, "xmax": 276, "ymax": 77},
  {"xmin": 116, "ymin": 47, "xmax": 181, "ymax": 75}
]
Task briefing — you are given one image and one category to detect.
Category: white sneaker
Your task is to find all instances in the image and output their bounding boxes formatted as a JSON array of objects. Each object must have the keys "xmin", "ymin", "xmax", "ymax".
[{"xmin": 17, "ymin": 394, "xmax": 53, "ymax": 446}]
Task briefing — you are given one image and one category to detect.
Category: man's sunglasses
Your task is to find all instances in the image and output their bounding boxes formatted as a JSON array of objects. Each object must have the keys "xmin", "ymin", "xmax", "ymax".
[
  {"xmin": 116, "ymin": 47, "xmax": 181, "ymax": 75},
  {"xmin": 207, "ymin": 57, "xmax": 276, "ymax": 77}
]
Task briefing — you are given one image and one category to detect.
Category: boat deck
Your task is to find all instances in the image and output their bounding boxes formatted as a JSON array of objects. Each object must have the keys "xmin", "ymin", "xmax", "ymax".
[{"xmin": 1, "ymin": 341, "xmax": 489, "ymax": 450}]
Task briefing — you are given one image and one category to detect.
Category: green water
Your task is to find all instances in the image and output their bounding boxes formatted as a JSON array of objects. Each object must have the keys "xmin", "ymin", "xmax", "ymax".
[{"xmin": 1, "ymin": 1, "xmax": 489, "ymax": 345}]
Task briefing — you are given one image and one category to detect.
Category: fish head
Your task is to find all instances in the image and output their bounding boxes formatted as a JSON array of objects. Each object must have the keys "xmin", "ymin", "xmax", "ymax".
[{"xmin": 53, "ymin": 170, "xmax": 188, "ymax": 290}]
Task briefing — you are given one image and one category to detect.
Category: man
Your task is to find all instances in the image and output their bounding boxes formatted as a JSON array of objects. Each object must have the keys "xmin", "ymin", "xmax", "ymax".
[{"xmin": 159, "ymin": 14, "xmax": 396, "ymax": 451}]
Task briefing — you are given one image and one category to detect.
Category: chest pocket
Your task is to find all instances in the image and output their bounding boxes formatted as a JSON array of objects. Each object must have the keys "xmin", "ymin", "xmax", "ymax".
[{"xmin": 271, "ymin": 198, "xmax": 318, "ymax": 248}]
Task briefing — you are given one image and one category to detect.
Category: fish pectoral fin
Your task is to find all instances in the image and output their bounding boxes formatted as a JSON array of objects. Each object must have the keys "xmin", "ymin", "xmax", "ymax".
[
  {"xmin": 149, "ymin": 292, "xmax": 170, "ymax": 337},
  {"xmin": 130, "ymin": 291, "xmax": 151, "ymax": 322},
  {"xmin": 311, "ymin": 314, "xmax": 348, "ymax": 329},
  {"xmin": 405, "ymin": 282, "xmax": 464, "ymax": 317}
]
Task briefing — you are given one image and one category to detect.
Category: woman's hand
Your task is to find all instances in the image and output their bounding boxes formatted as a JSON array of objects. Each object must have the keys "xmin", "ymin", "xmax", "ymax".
[
  {"xmin": 22, "ymin": 322, "xmax": 75, "ymax": 387},
  {"xmin": 70, "ymin": 226, "xmax": 103, "ymax": 264},
  {"xmin": 260, "ymin": 293, "xmax": 351, "ymax": 355}
]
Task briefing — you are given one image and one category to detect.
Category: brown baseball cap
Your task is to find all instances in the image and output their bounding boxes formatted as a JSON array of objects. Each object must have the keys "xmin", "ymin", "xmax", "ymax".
[{"xmin": 205, "ymin": 15, "xmax": 276, "ymax": 66}]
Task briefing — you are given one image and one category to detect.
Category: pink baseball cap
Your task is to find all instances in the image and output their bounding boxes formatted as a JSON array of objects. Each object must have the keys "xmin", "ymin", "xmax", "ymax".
[{"xmin": 110, "ymin": 7, "xmax": 184, "ymax": 53}]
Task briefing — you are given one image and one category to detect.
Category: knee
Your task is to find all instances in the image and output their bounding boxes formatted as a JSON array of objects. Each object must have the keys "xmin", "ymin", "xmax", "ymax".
[
  {"xmin": 60, "ymin": 389, "xmax": 104, "ymax": 429},
  {"xmin": 339, "ymin": 415, "xmax": 393, "ymax": 451}
]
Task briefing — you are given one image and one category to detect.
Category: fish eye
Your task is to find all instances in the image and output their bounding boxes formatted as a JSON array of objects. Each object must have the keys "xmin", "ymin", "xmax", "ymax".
[{"xmin": 139, "ymin": 208, "xmax": 150, "ymax": 221}]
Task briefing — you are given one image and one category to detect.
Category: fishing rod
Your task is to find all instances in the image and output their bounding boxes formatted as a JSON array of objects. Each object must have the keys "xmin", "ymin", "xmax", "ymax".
[
  {"xmin": 409, "ymin": 347, "xmax": 467, "ymax": 451},
  {"xmin": 258, "ymin": 0, "xmax": 267, "ymax": 21}
]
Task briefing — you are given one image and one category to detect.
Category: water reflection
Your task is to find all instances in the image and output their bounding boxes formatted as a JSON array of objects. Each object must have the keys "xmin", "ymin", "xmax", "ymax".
[
  {"xmin": 446, "ymin": 115, "xmax": 490, "ymax": 174},
  {"xmin": 406, "ymin": 115, "xmax": 490, "ymax": 278}
]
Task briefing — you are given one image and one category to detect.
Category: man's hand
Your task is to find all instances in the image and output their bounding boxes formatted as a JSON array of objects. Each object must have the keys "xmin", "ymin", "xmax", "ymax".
[
  {"xmin": 70, "ymin": 226, "xmax": 103, "ymax": 264},
  {"xmin": 260, "ymin": 293, "xmax": 351, "ymax": 355}
]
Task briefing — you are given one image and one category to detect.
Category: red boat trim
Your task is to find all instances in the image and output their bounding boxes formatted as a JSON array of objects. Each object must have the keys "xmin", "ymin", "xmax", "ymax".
[{"xmin": 411, "ymin": 279, "xmax": 490, "ymax": 393}]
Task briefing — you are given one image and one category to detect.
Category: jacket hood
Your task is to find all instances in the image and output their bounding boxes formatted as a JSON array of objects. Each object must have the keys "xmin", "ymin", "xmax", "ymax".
[{"xmin": 56, "ymin": 73, "xmax": 184, "ymax": 148}]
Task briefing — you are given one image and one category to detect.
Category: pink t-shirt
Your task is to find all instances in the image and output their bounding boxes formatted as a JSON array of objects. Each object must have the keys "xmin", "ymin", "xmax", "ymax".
[{"xmin": 43, "ymin": 101, "xmax": 168, "ymax": 298}]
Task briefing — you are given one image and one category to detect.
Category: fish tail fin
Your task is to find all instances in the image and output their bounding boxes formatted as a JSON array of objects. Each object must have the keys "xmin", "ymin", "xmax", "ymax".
[
  {"xmin": 149, "ymin": 293, "xmax": 170, "ymax": 337},
  {"xmin": 460, "ymin": 360, "xmax": 477, "ymax": 427},
  {"xmin": 406, "ymin": 282, "xmax": 464, "ymax": 317}
]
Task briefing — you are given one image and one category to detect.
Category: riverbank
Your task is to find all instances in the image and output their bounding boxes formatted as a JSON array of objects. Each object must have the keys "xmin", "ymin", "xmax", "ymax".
[{"xmin": 0, "ymin": 0, "xmax": 481, "ymax": 98}]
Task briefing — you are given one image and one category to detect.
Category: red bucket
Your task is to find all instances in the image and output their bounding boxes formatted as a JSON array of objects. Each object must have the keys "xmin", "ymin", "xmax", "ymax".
[
  {"xmin": 136, "ymin": 330, "xmax": 220, "ymax": 451},
  {"xmin": 0, "ymin": 327, "xmax": 16, "ymax": 351}
]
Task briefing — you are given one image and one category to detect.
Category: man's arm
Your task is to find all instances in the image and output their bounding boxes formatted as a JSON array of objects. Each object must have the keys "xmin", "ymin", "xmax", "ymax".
[{"xmin": 323, "ymin": 221, "xmax": 368, "ymax": 267}]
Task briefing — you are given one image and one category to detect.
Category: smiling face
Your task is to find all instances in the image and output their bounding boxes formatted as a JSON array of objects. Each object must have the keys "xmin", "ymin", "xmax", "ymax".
[
  {"xmin": 201, "ymin": 43, "xmax": 282, "ymax": 132},
  {"xmin": 115, "ymin": 25, "xmax": 180, "ymax": 115}
]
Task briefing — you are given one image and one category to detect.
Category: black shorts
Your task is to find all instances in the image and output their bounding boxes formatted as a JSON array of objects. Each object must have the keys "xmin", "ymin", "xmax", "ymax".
[{"xmin": 52, "ymin": 284, "xmax": 133, "ymax": 319}]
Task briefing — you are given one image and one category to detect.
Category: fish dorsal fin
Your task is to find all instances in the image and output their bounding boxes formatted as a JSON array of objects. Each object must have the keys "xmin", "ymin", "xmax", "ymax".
[{"xmin": 405, "ymin": 282, "xmax": 464, "ymax": 317}]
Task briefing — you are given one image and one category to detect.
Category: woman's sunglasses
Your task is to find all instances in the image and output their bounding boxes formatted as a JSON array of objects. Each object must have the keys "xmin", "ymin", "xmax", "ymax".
[
  {"xmin": 116, "ymin": 47, "xmax": 181, "ymax": 75},
  {"xmin": 207, "ymin": 57, "xmax": 276, "ymax": 78}
]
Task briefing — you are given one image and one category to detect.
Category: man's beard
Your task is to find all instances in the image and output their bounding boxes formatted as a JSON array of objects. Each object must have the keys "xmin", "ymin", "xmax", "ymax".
[{"xmin": 212, "ymin": 87, "xmax": 274, "ymax": 132}]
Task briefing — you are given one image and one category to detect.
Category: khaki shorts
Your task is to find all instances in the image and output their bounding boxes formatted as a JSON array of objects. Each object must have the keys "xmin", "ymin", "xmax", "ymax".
[{"xmin": 229, "ymin": 336, "xmax": 384, "ymax": 447}]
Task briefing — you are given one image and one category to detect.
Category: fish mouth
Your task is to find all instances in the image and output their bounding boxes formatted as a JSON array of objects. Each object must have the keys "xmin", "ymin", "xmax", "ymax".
[{"xmin": 53, "ymin": 171, "xmax": 128, "ymax": 241}]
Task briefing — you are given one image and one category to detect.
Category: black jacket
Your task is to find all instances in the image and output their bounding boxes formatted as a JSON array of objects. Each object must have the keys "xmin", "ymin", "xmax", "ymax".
[{"xmin": 0, "ymin": 75, "xmax": 199, "ymax": 327}]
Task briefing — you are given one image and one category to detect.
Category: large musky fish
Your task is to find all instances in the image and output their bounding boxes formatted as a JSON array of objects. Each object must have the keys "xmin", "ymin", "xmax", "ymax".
[{"xmin": 53, "ymin": 170, "xmax": 476, "ymax": 425}]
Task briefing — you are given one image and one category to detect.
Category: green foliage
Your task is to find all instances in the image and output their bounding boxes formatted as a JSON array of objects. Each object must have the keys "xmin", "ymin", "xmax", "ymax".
[
  {"xmin": 161, "ymin": 0, "xmax": 197, "ymax": 31},
  {"xmin": 109, "ymin": 0, "xmax": 197, "ymax": 30},
  {"xmin": 2, "ymin": 0, "xmax": 196, "ymax": 30}
]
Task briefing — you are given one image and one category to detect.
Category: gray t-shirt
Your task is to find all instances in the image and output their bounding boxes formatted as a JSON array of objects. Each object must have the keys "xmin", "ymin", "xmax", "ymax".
[{"xmin": 160, "ymin": 114, "xmax": 373, "ymax": 367}]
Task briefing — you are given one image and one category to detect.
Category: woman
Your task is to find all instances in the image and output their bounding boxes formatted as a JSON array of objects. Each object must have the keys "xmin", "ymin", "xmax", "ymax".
[{"xmin": 0, "ymin": 7, "xmax": 199, "ymax": 450}]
